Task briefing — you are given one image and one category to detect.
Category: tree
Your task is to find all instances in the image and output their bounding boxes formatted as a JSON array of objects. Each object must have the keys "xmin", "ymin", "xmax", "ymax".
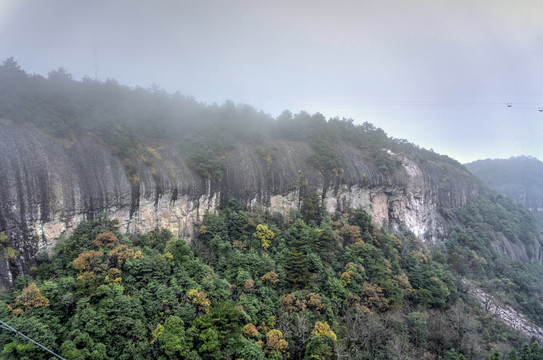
[
  {"xmin": 301, "ymin": 191, "xmax": 322, "ymax": 225},
  {"xmin": 8, "ymin": 282, "xmax": 49, "ymax": 314},
  {"xmin": 0, "ymin": 57, "xmax": 26, "ymax": 81},
  {"xmin": 284, "ymin": 248, "xmax": 311, "ymax": 289},
  {"xmin": 255, "ymin": 224, "xmax": 275, "ymax": 250},
  {"xmin": 506, "ymin": 348, "xmax": 518, "ymax": 360},
  {"xmin": 92, "ymin": 232, "xmax": 119, "ymax": 249},
  {"xmin": 489, "ymin": 348, "xmax": 501, "ymax": 360},
  {"xmin": 159, "ymin": 316, "xmax": 191, "ymax": 358},
  {"xmin": 284, "ymin": 219, "xmax": 312, "ymax": 289},
  {"xmin": 349, "ymin": 207, "xmax": 373, "ymax": 233}
]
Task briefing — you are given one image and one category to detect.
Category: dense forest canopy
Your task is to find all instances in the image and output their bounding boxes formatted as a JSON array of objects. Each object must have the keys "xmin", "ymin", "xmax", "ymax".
[
  {"xmin": 0, "ymin": 203, "xmax": 541, "ymax": 359},
  {"xmin": 1, "ymin": 58, "xmax": 543, "ymax": 359}
]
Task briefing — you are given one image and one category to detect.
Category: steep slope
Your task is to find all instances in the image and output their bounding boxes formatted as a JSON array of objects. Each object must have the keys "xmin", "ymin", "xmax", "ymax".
[
  {"xmin": 465, "ymin": 156, "xmax": 543, "ymax": 224},
  {"xmin": 0, "ymin": 119, "xmax": 478, "ymax": 288}
]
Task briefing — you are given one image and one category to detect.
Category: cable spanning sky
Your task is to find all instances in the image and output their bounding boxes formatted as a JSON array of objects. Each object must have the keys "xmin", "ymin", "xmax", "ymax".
[{"xmin": 0, "ymin": 0, "xmax": 542, "ymax": 163}]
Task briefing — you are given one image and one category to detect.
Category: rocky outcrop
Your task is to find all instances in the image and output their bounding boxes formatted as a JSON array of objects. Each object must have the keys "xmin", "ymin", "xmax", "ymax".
[
  {"xmin": 465, "ymin": 281, "xmax": 543, "ymax": 340},
  {"xmin": 0, "ymin": 121, "xmax": 479, "ymax": 287}
]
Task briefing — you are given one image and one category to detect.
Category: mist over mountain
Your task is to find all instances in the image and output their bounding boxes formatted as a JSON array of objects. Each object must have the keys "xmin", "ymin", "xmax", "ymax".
[
  {"xmin": 1, "ymin": 59, "xmax": 543, "ymax": 359},
  {"xmin": 466, "ymin": 156, "xmax": 543, "ymax": 225}
]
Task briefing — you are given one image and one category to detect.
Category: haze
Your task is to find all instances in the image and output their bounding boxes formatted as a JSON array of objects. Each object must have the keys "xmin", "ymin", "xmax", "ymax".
[{"xmin": 1, "ymin": 0, "xmax": 542, "ymax": 163}]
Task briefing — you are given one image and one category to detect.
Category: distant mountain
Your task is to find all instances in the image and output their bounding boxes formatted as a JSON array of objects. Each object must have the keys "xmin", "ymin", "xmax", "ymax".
[{"xmin": 465, "ymin": 156, "xmax": 543, "ymax": 224}]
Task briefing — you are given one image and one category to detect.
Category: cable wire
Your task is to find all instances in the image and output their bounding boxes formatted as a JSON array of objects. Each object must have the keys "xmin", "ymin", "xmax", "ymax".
[{"xmin": 0, "ymin": 319, "xmax": 66, "ymax": 360}]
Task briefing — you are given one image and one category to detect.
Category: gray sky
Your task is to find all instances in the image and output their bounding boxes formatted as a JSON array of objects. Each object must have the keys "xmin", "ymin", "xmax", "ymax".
[{"xmin": 1, "ymin": 0, "xmax": 542, "ymax": 163}]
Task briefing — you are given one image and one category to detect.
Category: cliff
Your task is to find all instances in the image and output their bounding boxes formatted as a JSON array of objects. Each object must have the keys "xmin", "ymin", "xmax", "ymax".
[{"xmin": 0, "ymin": 120, "xmax": 478, "ymax": 288}]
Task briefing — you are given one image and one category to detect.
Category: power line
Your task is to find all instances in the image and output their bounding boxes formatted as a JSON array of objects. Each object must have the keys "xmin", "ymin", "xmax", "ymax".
[
  {"xmin": 294, "ymin": 99, "xmax": 543, "ymax": 112},
  {"xmin": 0, "ymin": 320, "xmax": 66, "ymax": 360}
]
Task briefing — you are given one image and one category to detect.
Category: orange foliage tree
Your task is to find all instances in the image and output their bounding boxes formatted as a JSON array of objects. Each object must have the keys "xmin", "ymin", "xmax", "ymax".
[
  {"xmin": 92, "ymin": 232, "xmax": 119, "ymax": 249},
  {"xmin": 8, "ymin": 282, "xmax": 49, "ymax": 315},
  {"xmin": 73, "ymin": 250, "xmax": 105, "ymax": 273}
]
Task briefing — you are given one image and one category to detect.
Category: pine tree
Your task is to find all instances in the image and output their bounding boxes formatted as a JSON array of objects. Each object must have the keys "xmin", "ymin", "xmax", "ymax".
[
  {"xmin": 284, "ymin": 248, "xmax": 311, "ymax": 289},
  {"xmin": 489, "ymin": 349, "xmax": 501, "ymax": 360},
  {"xmin": 506, "ymin": 348, "xmax": 518, "ymax": 360},
  {"xmin": 284, "ymin": 219, "xmax": 312, "ymax": 289}
]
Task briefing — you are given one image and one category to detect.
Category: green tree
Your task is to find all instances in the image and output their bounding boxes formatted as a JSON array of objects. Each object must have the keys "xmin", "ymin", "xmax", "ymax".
[
  {"xmin": 301, "ymin": 191, "xmax": 323, "ymax": 225},
  {"xmin": 506, "ymin": 348, "xmax": 518, "ymax": 360},
  {"xmin": 284, "ymin": 247, "xmax": 311, "ymax": 289},
  {"xmin": 159, "ymin": 316, "xmax": 191, "ymax": 358},
  {"xmin": 349, "ymin": 207, "xmax": 373, "ymax": 233},
  {"xmin": 489, "ymin": 349, "xmax": 501, "ymax": 360},
  {"xmin": 283, "ymin": 219, "xmax": 312, "ymax": 289}
]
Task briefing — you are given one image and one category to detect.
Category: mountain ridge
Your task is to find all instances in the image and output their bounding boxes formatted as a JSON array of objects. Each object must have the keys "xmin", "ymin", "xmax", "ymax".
[{"xmin": 466, "ymin": 156, "xmax": 543, "ymax": 224}]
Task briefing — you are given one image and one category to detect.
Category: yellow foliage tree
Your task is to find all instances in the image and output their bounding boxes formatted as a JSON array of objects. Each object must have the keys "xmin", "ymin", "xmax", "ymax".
[
  {"xmin": 260, "ymin": 271, "xmax": 279, "ymax": 286},
  {"xmin": 255, "ymin": 224, "xmax": 274, "ymax": 250},
  {"xmin": 187, "ymin": 289, "xmax": 211, "ymax": 312},
  {"xmin": 105, "ymin": 267, "xmax": 122, "ymax": 285},
  {"xmin": 312, "ymin": 321, "xmax": 337, "ymax": 341},
  {"xmin": 9, "ymin": 282, "xmax": 49, "ymax": 315},
  {"xmin": 109, "ymin": 245, "xmax": 135, "ymax": 266},
  {"xmin": 265, "ymin": 329, "xmax": 289, "ymax": 353}
]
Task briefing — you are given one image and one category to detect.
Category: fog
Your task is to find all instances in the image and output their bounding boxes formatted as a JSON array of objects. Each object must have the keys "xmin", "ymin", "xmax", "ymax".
[{"xmin": 1, "ymin": 0, "xmax": 542, "ymax": 163}]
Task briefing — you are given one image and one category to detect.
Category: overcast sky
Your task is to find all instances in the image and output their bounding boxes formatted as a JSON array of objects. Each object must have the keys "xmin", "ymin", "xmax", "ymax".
[{"xmin": 1, "ymin": 0, "xmax": 542, "ymax": 163}]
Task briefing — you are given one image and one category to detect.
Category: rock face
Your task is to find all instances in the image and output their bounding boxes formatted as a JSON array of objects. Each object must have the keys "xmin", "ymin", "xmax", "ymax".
[
  {"xmin": 465, "ymin": 281, "xmax": 543, "ymax": 340},
  {"xmin": 0, "ymin": 121, "xmax": 479, "ymax": 287}
]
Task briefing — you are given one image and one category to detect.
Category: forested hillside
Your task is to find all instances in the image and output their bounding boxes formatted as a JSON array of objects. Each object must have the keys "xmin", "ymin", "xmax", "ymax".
[
  {"xmin": 0, "ymin": 201, "xmax": 542, "ymax": 359},
  {"xmin": 1, "ymin": 58, "xmax": 543, "ymax": 359},
  {"xmin": 466, "ymin": 157, "xmax": 543, "ymax": 225}
]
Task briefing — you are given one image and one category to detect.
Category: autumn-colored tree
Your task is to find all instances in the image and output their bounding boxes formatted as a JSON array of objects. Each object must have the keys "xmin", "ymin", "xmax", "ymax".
[
  {"xmin": 361, "ymin": 282, "xmax": 389, "ymax": 312},
  {"xmin": 187, "ymin": 289, "xmax": 211, "ymax": 312},
  {"xmin": 306, "ymin": 292, "xmax": 325, "ymax": 312},
  {"xmin": 73, "ymin": 250, "xmax": 105, "ymax": 273},
  {"xmin": 281, "ymin": 292, "xmax": 306, "ymax": 312},
  {"xmin": 312, "ymin": 321, "xmax": 337, "ymax": 341},
  {"xmin": 105, "ymin": 267, "xmax": 122, "ymax": 285},
  {"xmin": 260, "ymin": 271, "xmax": 279, "ymax": 286},
  {"xmin": 255, "ymin": 224, "xmax": 275, "ymax": 250},
  {"xmin": 339, "ymin": 224, "xmax": 362, "ymax": 245},
  {"xmin": 265, "ymin": 329, "xmax": 289, "ymax": 354},
  {"xmin": 243, "ymin": 278, "xmax": 256, "ymax": 293},
  {"xmin": 305, "ymin": 321, "xmax": 337, "ymax": 360},
  {"xmin": 9, "ymin": 282, "xmax": 49, "ymax": 314},
  {"xmin": 92, "ymin": 232, "xmax": 119, "ymax": 248},
  {"xmin": 243, "ymin": 323, "xmax": 259, "ymax": 338},
  {"xmin": 109, "ymin": 244, "xmax": 135, "ymax": 266}
]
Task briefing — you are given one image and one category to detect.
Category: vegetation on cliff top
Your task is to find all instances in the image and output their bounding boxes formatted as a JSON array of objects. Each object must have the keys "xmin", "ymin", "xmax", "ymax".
[{"xmin": 0, "ymin": 58, "xmax": 460, "ymax": 179}]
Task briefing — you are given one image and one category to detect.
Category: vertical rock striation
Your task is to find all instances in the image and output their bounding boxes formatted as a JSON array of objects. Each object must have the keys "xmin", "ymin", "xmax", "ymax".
[{"xmin": 0, "ymin": 121, "xmax": 479, "ymax": 287}]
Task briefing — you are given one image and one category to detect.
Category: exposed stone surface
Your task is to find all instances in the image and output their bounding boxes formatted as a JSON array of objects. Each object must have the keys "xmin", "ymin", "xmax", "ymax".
[
  {"xmin": 465, "ymin": 281, "xmax": 543, "ymax": 340},
  {"xmin": 0, "ymin": 121, "xmax": 481, "ymax": 287}
]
